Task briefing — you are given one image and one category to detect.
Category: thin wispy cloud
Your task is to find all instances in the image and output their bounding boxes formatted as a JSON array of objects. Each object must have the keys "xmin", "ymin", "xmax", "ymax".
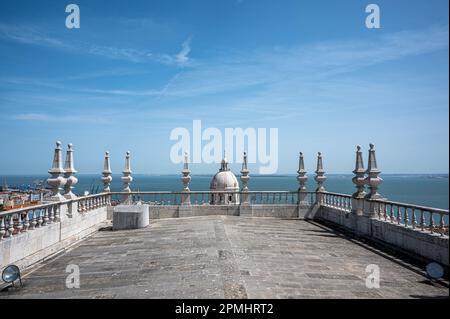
[
  {"xmin": 175, "ymin": 37, "xmax": 192, "ymax": 64},
  {"xmin": 0, "ymin": 23, "xmax": 69, "ymax": 49},
  {"xmin": 0, "ymin": 23, "xmax": 192, "ymax": 67},
  {"xmin": 11, "ymin": 112, "xmax": 111, "ymax": 124}
]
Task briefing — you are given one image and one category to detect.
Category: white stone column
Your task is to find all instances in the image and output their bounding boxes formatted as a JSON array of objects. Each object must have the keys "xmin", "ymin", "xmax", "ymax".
[
  {"xmin": 297, "ymin": 152, "xmax": 308, "ymax": 206},
  {"xmin": 314, "ymin": 152, "xmax": 326, "ymax": 204},
  {"xmin": 363, "ymin": 143, "xmax": 385, "ymax": 218},
  {"xmin": 63, "ymin": 143, "xmax": 78, "ymax": 199},
  {"xmin": 365, "ymin": 144, "xmax": 383, "ymax": 200},
  {"xmin": 240, "ymin": 152, "xmax": 250, "ymax": 204},
  {"xmin": 102, "ymin": 151, "xmax": 112, "ymax": 192},
  {"xmin": 121, "ymin": 151, "xmax": 133, "ymax": 204},
  {"xmin": 351, "ymin": 145, "xmax": 366, "ymax": 215},
  {"xmin": 47, "ymin": 141, "xmax": 66, "ymax": 201},
  {"xmin": 181, "ymin": 152, "xmax": 191, "ymax": 205}
]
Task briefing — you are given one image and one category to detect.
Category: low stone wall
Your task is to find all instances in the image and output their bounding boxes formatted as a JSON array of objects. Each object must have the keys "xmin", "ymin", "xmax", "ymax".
[
  {"xmin": 250, "ymin": 204, "xmax": 299, "ymax": 218},
  {"xmin": 0, "ymin": 204, "xmax": 108, "ymax": 272},
  {"xmin": 147, "ymin": 204, "xmax": 313, "ymax": 219},
  {"xmin": 317, "ymin": 206, "xmax": 449, "ymax": 266}
]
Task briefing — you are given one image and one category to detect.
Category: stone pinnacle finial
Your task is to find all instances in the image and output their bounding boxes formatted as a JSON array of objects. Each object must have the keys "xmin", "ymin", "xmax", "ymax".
[
  {"xmin": 240, "ymin": 152, "xmax": 250, "ymax": 193},
  {"xmin": 102, "ymin": 151, "xmax": 112, "ymax": 192},
  {"xmin": 352, "ymin": 145, "xmax": 366, "ymax": 198},
  {"xmin": 51, "ymin": 141, "xmax": 63, "ymax": 171},
  {"xmin": 47, "ymin": 141, "xmax": 66, "ymax": 201},
  {"xmin": 241, "ymin": 152, "xmax": 248, "ymax": 171},
  {"xmin": 314, "ymin": 152, "xmax": 326, "ymax": 192},
  {"xmin": 365, "ymin": 143, "xmax": 383, "ymax": 199},
  {"xmin": 121, "ymin": 151, "xmax": 133, "ymax": 203},
  {"xmin": 183, "ymin": 152, "xmax": 189, "ymax": 170},
  {"xmin": 297, "ymin": 152, "xmax": 307, "ymax": 192},
  {"xmin": 63, "ymin": 143, "xmax": 78, "ymax": 199},
  {"xmin": 182, "ymin": 152, "xmax": 191, "ymax": 192}
]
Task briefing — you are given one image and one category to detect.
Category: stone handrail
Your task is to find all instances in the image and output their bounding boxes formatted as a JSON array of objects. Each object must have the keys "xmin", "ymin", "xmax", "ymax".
[
  {"xmin": 0, "ymin": 201, "xmax": 62, "ymax": 241},
  {"xmin": 109, "ymin": 191, "xmax": 317, "ymax": 205},
  {"xmin": 74, "ymin": 193, "xmax": 111, "ymax": 213},
  {"xmin": 320, "ymin": 192, "xmax": 353, "ymax": 212},
  {"xmin": 315, "ymin": 192, "xmax": 449, "ymax": 237},
  {"xmin": 0, "ymin": 193, "xmax": 111, "ymax": 241}
]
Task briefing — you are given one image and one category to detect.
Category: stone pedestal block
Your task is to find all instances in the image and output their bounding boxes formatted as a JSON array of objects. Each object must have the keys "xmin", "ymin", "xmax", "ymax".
[
  {"xmin": 113, "ymin": 204, "xmax": 149, "ymax": 230},
  {"xmin": 178, "ymin": 204, "xmax": 193, "ymax": 218},
  {"xmin": 239, "ymin": 204, "xmax": 253, "ymax": 217}
]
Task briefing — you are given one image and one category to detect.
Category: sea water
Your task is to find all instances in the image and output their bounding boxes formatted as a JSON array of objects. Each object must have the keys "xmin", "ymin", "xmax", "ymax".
[{"xmin": 1, "ymin": 174, "xmax": 448, "ymax": 209}]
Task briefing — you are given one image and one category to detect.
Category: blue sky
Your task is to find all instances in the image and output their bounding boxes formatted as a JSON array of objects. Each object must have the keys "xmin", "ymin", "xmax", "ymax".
[{"xmin": 0, "ymin": 0, "xmax": 448, "ymax": 175}]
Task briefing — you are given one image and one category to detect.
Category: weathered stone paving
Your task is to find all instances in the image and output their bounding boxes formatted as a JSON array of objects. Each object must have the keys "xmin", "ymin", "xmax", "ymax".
[{"xmin": 1, "ymin": 216, "xmax": 448, "ymax": 299}]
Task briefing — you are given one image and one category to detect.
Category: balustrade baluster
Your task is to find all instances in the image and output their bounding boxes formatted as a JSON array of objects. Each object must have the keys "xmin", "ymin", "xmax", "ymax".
[
  {"xmin": 0, "ymin": 217, "xmax": 5, "ymax": 240},
  {"xmin": 30, "ymin": 210, "xmax": 37, "ymax": 229},
  {"xmin": 55, "ymin": 205, "xmax": 61, "ymax": 222},
  {"xmin": 439, "ymin": 213, "xmax": 445, "ymax": 236},
  {"xmin": 48, "ymin": 206, "xmax": 54, "ymax": 223},
  {"xmin": 419, "ymin": 210, "xmax": 425, "ymax": 231},
  {"xmin": 43, "ymin": 208, "xmax": 49, "ymax": 225},
  {"xmin": 23, "ymin": 212, "xmax": 30, "ymax": 231},
  {"xmin": 388, "ymin": 205, "xmax": 393, "ymax": 223},
  {"xmin": 403, "ymin": 207, "xmax": 409, "ymax": 227},
  {"xmin": 429, "ymin": 212, "xmax": 434, "ymax": 234},
  {"xmin": 8, "ymin": 215, "xmax": 15, "ymax": 236},
  {"xmin": 37, "ymin": 209, "xmax": 43, "ymax": 226},
  {"xmin": 16, "ymin": 213, "xmax": 24, "ymax": 233},
  {"xmin": 411, "ymin": 208, "xmax": 416, "ymax": 229}
]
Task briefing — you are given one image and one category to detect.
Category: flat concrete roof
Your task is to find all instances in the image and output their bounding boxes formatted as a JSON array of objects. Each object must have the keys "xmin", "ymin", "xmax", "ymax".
[{"xmin": 1, "ymin": 216, "xmax": 448, "ymax": 299}]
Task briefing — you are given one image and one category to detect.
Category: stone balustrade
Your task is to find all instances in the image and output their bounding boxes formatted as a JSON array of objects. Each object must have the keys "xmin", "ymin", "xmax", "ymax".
[
  {"xmin": 320, "ymin": 192, "xmax": 353, "ymax": 213},
  {"xmin": 109, "ymin": 191, "xmax": 318, "ymax": 206},
  {"xmin": 370, "ymin": 199, "xmax": 449, "ymax": 236},
  {"xmin": 75, "ymin": 193, "xmax": 111, "ymax": 213},
  {"xmin": 1, "ymin": 194, "xmax": 110, "ymax": 271},
  {"xmin": 0, "ymin": 201, "xmax": 62, "ymax": 241}
]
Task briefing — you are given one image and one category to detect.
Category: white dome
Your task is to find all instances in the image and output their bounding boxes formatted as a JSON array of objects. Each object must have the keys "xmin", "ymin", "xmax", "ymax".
[
  {"xmin": 210, "ymin": 170, "xmax": 239, "ymax": 191},
  {"xmin": 209, "ymin": 154, "xmax": 240, "ymax": 204}
]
